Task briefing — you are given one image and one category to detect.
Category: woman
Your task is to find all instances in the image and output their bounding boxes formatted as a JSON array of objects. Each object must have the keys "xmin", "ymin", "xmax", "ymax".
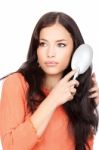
[{"xmin": 0, "ymin": 12, "xmax": 99, "ymax": 150}]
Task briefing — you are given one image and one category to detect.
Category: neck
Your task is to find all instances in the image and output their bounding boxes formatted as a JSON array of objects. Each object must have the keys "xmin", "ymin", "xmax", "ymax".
[{"xmin": 43, "ymin": 73, "xmax": 62, "ymax": 91}]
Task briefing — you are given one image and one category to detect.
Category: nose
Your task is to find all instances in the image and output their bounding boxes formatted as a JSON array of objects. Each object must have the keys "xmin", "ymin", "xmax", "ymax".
[{"xmin": 47, "ymin": 45, "xmax": 56, "ymax": 58}]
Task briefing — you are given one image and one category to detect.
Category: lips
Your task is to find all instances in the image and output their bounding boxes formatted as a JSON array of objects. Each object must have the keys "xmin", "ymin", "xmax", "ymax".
[
  {"xmin": 45, "ymin": 61, "xmax": 58, "ymax": 64},
  {"xmin": 45, "ymin": 61, "xmax": 58, "ymax": 66}
]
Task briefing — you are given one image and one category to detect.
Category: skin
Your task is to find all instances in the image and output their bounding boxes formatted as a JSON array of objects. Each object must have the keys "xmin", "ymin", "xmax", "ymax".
[
  {"xmin": 89, "ymin": 73, "xmax": 99, "ymax": 104},
  {"xmin": 37, "ymin": 23, "xmax": 74, "ymax": 90}
]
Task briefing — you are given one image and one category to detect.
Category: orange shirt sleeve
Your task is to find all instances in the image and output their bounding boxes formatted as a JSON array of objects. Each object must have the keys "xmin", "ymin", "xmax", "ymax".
[{"xmin": 0, "ymin": 73, "xmax": 39, "ymax": 150}]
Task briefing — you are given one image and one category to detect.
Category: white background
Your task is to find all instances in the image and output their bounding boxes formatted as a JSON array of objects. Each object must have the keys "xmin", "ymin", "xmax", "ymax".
[{"xmin": 0, "ymin": 0, "xmax": 99, "ymax": 149}]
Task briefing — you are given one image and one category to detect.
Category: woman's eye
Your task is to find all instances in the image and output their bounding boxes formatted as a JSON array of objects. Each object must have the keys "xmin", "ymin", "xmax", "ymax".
[
  {"xmin": 39, "ymin": 42, "xmax": 47, "ymax": 47},
  {"xmin": 58, "ymin": 43, "xmax": 66, "ymax": 48}
]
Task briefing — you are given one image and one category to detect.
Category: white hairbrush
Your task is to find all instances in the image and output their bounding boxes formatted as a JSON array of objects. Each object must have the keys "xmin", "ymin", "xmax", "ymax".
[{"xmin": 71, "ymin": 44, "xmax": 93, "ymax": 79}]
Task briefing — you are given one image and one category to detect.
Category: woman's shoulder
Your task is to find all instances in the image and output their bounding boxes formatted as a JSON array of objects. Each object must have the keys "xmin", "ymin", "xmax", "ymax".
[{"xmin": 3, "ymin": 72, "xmax": 29, "ymax": 90}]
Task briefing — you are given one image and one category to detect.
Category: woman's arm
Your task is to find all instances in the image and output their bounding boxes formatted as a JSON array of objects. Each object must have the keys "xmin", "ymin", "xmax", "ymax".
[
  {"xmin": 0, "ymin": 73, "xmax": 39, "ymax": 150},
  {"xmin": 30, "ymin": 70, "xmax": 79, "ymax": 137}
]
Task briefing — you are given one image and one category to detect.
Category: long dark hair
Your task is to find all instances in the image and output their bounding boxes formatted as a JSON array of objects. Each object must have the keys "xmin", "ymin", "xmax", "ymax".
[{"xmin": 0, "ymin": 12, "xmax": 98, "ymax": 150}]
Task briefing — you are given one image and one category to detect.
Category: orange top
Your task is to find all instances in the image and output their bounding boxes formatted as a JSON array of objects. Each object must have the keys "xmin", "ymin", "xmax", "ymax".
[{"xmin": 0, "ymin": 73, "xmax": 93, "ymax": 150}]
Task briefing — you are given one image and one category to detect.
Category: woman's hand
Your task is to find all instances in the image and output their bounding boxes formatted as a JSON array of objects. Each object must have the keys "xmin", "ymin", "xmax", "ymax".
[
  {"xmin": 48, "ymin": 70, "xmax": 79, "ymax": 108},
  {"xmin": 89, "ymin": 73, "xmax": 99, "ymax": 105}
]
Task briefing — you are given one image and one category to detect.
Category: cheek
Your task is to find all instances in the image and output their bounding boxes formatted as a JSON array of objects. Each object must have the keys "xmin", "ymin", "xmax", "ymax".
[
  {"xmin": 61, "ymin": 59, "xmax": 70, "ymax": 69},
  {"xmin": 59, "ymin": 51, "xmax": 73, "ymax": 68},
  {"xmin": 37, "ymin": 49, "xmax": 45, "ymax": 64},
  {"xmin": 37, "ymin": 49, "xmax": 42, "ymax": 59}
]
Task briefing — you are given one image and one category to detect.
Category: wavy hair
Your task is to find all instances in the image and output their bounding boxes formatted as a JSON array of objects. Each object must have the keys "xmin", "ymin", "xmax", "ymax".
[{"xmin": 0, "ymin": 12, "xmax": 98, "ymax": 150}]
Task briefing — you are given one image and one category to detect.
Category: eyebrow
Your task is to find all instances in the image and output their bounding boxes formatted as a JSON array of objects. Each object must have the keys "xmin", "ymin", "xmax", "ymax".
[{"xmin": 39, "ymin": 39, "xmax": 67, "ymax": 42}]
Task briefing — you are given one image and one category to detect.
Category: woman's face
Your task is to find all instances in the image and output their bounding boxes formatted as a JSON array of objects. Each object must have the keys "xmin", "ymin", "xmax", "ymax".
[{"xmin": 37, "ymin": 23, "xmax": 74, "ymax": 77}]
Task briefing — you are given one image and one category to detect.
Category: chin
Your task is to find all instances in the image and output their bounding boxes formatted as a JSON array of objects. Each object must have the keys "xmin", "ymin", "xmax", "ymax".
[
  {"xmin": 40, "ymin": 65, "xmax": 66, "ymax": 74},
  {"xmin": 42, "ymin": 69, "xmax": 63, "ymax": 76}
]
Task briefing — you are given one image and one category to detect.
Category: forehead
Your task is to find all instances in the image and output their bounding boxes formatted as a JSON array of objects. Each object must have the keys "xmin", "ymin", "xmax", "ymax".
[{"xmin": 39, "ymin": 23, "xmax": 72, "ymax": 41}]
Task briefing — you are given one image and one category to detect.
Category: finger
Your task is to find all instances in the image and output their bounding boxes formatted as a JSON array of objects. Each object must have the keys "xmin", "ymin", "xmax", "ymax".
[
  {"xmin": 92, "ymin": 73, "xmax": 97, "ymax": 85},
  {"xmin": 92, "ymin": 76, "xmax": 96, "ymax": 81},
  {"xmin": 89, "ymin": 92, "xmax": 99, "ymax": 98},
  {"xmin": 95, "ymin": 98, "xmax": 99, "ymax": 105},
  {"xmin": 69, "ymin": 80, "xmax": 79, "ymax": 87},
  {"xmin": 64, "ymin": 70, "xmax": 77, "ymax": 81},
  {"xmin": 71, "ymin": 87, "xmax": 77, "ymax": 95},
  {"xmin": 89, "ymin": 86, "xmax": 98, "ymax": 92},
  {"xmin": 92, "ymin": 77, "xmax": 97, "ymax": 84},
  {"xmin": 68, "ymin": 94, "xmax": 74, "ymax": 101},
  {"xmin": 91, "ymin": 72, "xmax": 95, "ymax": 77}
]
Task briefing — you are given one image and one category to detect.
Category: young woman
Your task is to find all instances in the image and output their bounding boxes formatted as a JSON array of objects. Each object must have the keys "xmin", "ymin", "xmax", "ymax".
[{"xmin": 0, "ymin": 12, "xmax": 99, "ymax": 150}]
